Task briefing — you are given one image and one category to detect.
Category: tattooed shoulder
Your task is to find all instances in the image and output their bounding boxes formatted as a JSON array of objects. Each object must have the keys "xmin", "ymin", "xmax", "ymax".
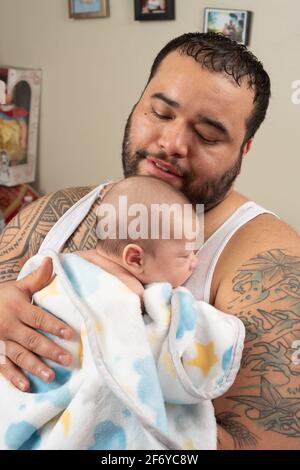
[{"xmin": 0, "ymin": 186, "xmax": 94, "ymax": 283}]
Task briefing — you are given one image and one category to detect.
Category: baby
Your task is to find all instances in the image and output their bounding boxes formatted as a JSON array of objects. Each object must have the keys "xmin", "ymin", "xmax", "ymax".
[
  {"xmin": 76, "ymin": 175, "xmax": 199, "ymax": 300},
  {"xmin": 0, "ymin": 176, "xmax": 244, "ymax": 451}
]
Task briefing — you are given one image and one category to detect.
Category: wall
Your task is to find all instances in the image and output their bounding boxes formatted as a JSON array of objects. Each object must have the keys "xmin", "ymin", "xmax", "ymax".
[{"xmin": 0, "ymin": 0, "xmax": 299, "ymax": 231}]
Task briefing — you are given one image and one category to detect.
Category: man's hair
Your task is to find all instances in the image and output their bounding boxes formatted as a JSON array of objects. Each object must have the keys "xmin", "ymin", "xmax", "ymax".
[{"xmin": 148, "ymin": 32, "xmax": 271, "ymax": 143}]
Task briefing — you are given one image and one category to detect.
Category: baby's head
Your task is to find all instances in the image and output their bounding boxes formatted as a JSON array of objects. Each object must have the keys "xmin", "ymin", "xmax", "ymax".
[{"xmin": 96, "ymin": 176, "xmax": 200, "ymax": 287}]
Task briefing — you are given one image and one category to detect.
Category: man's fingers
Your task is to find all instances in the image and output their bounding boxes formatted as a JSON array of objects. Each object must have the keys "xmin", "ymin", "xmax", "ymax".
[
  {"xmin": 5, "ymin": 340, "xmax": 55, "ymax": 384},
  {"xmin": 0, "ymin": 356, "xmax": 30, "ymax": 392},
  {"xmin": 12, "ymin": 325, "xmax": 73, "ymax": 368},
  {"xmin": 17, "ymin": 257, "xmax": 54, "ymax": 297},
  {"xmin": 20, "ymin": 303, "xmax": 75, "ymax": 340}
]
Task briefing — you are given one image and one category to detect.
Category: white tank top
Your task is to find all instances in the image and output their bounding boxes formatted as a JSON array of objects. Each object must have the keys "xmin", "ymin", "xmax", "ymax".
[{"xmin": 38, "ymin": 182, "xmax": 277, "ymax": 303}]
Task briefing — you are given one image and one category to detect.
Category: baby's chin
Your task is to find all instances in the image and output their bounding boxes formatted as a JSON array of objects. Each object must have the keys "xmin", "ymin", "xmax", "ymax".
[
  {"xmin": 176, "ymin": 272, "xmax": 195, "ymax": 287},
  {"xmin": 170, "ymin": 278, "xmax": 189, "ymax": 288}
]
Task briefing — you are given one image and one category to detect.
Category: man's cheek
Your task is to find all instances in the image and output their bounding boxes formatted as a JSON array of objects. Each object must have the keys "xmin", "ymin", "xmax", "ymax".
[{"xmin": 131, "ymin": 113, "xmax": 157, "ymax": 147}]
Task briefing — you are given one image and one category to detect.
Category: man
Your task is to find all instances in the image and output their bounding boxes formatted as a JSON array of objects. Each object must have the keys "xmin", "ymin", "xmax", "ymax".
[{"xmin": 0, "ymin": 33, "xmax": 299, "ymax": 449}]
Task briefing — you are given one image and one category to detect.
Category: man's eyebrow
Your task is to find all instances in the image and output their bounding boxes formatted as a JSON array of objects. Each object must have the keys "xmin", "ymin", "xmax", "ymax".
[
  {"xmin": 151, "ymin": 92, "xmax": 180, "ymax": 108},
  {"xmin": 197, "ymin": 114, "xmax": 229, "ymax": 136}
]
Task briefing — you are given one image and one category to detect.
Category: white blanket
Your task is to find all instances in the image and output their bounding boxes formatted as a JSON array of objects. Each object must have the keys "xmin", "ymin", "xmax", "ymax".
[{"xmin": 0, "ymin": 250, "xmax": 245, "ymax": 450}]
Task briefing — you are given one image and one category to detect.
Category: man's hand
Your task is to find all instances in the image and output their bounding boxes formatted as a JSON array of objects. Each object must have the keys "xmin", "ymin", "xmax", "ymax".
[{"xmin": 0, "ymin": 257, "xmax": 75, "ymax": 392}]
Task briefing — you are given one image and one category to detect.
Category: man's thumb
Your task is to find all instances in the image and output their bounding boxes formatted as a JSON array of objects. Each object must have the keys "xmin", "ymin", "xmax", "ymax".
[{"xmin": 17, "ymin": 257, "xmax": 54, "ymax": 296}]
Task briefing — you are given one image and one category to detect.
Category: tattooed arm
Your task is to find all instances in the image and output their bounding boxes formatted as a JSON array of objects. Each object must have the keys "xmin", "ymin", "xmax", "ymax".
[
  {"xmin": 0, "ymin": 186, "xmax": 96, "ymax": 390},
  {"xmin": 0, "ymin": 186, "xmax": 94, "ymax": 283},
  {"xmin": 212, "ymin": 214, "xmax": 300, "ymax": 450}
]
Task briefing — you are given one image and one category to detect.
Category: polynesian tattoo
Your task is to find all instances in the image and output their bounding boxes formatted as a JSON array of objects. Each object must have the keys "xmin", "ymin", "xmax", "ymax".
[
  {"xmin": 225, "ymin": 249, "xmax": 300, "ymax": 445},
  {"xmin": 0, "ymin": 186, "xmax": 100, "ymax": 283}
]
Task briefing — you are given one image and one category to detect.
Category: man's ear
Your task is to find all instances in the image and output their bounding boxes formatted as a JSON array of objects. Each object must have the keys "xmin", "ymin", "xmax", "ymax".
[
  {"xmin": 122, "ymin": 244, "xmax": 145, "ymax": 273},
  {"xmin": 242, "ymin": 138, "xmax": 253, "ymax": 157}
]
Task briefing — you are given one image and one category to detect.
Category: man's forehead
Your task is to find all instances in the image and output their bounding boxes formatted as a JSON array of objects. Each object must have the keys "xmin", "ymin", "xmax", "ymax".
[
  {"xmin": 151, "ymin": 50, "xmax": 196, "ymax": 79},
  {"xmin": 149, "ymin": 50, "xmax": 253, "ymax": 97}
]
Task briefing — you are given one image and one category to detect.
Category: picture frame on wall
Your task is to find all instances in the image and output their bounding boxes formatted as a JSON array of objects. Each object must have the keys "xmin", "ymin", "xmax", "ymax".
[
  {"xmin": 203, "ymin": 8, "xmax": 252, "ymax": 45},
  {"xmin": 134, "ymin": 0, "xmax": 175, "ymax": 21},
  {"xmin": 69, "ymin": 0, "xmax": 109, "ymax": 19}
]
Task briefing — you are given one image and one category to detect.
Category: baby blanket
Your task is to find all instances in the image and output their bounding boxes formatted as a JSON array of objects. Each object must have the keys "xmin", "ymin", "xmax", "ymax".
[{"xmin": 0, "ymin": 250, "xmax": 245, "ymax": 450}]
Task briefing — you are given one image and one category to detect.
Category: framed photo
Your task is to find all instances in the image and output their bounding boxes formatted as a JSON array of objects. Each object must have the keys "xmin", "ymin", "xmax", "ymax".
[
  {"xmin": 203, "ymin": 8, "xmax": 252, "ymax": 45},
  {"xmin": 134, "ymin": 0, "xmax": 175, "ymax": 21},
  {"xmin": 69, "ymin": 0, "xmax": 109, "ymax": 19},
  {"xmin": 0, "ymin": 67, "xmax": 42, "ymax": 186}
]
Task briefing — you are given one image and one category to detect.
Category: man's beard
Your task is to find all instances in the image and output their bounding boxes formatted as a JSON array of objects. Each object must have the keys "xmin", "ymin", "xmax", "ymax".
[{"xmin": 122, "ymin": 109, "xmax": 243, "ymax": 210}]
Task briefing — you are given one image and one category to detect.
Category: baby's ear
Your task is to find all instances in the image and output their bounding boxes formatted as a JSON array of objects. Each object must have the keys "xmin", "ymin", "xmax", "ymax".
[{"xmin": 122, "ymin": 244, "xmax": 145, "ymax": 272}]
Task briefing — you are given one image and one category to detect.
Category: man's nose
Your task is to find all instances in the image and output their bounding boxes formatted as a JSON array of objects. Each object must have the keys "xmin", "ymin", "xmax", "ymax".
[{"xmin": 158, "ymin": 121, "xmax": 189, "ymax": 158}]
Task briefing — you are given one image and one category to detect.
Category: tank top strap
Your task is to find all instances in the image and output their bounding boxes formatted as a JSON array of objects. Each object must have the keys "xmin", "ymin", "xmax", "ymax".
[
  {"xmin": 38, "ymin": 182, "xmax": 109, "ymax": 254},
  {"xmin": 184, "ymin": 201, "xmax": 279, "ymax": 302}
]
